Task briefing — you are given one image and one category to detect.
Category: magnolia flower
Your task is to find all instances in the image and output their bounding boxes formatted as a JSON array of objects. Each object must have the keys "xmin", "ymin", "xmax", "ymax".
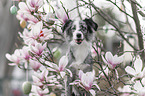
[
  {"xmin": 16, "ymin": 2, "xmax": 38, "ymax": 24},
  {"xmin": 55, "ymin": 7, "xmax": 68, "ymax": 23},
  {"xmin": 102, "ymin": 51, "xmax": 124, "ymax": 69},
  {"xmin": 5, "ymin": 49, "xmax": 21, "ymax": 66},
  {"xmin": 32, "ymin": 69, "xmax": 57, "ymax": 88},
  {"xmin": 21, "ymin": 46, "xmax": 31, "ymax": 61},
  {"xmin": 29, "ymin": 85, "xmax": 49, "ymax": 96},
  {"xmin": 46, "ymin": 56, "xmax": 68, "ymax": 72},
  {"xmin": 46, "ymin": 55, "xmax": 72, "ymax": 78},
  {"xmin": 26, "ymin": 0, "xmax": 43, "ymax": 11},
  {"xmin": 29, "ymin": 59, "xmax": 41, "ymax": 71},
  {"xmin": 19, "ymin": 28, "xmax": 35, "ymax": 45},
  {"xmin": 70, "ymin": 70, "xmax": 100, "ymax": 96},
  {"xmin": 125, "ymin": 58, "xmax": 145, "ymax": 80},
  {"xmin": 30, "ymin": 42, "xmax": 47, "ymax": 56},
  {"xmin": 30, "ymin": 21, "xmax": 53, "ymax": 42}
]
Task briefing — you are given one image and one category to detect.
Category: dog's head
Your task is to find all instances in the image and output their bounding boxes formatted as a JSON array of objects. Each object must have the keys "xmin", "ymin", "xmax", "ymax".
[{"xmin": 62, "ymin": 18, "xmax": 98, "ymax": 45}]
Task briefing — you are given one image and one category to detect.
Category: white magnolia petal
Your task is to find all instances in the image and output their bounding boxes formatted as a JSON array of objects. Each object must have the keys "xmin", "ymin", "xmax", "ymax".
[
  {"xmin": 105, "ymin": 52, "xmax": 113, "ymax": 63},
  {"xmin": 142, "ymin": 78, "xmax": 145, "ymax": 86},
  {"xmin": 32, "ymin": 75, "xmax": 40, "ymax": 83},
  {"xmin": 134, "ymin": 58, "xmax": 143, "ymax": 73},
  {"xmin": 93, "ymin": 84, "xmax": 100, "ymax": 90},
  {"xmin": 18, "ymin": 2, "xmax": 28, "ymax": 11},
  {"xmin": 142, "ymin": 68, "xmax": 145, "ymax": 77},
  {"xmin": 79, "ymin": 70, "xmax": 84, "ymax": 80},
  {"xmin": 8, "ymin": 63, "xmax": 17, "ymax": 66},
  {"xmin": 125, "ymin": 66, "xmax": 136, "ymax": 76},
  {"xmin": 69, "ymin": 82, "xmax": 78, "ymax": 85},
  {"xmin": 115, "ymin": 69, "xmax": 119, "ymax": 79},
  {"xmin": 102, "ymin": 55, "xmax": 108, "ymax": 65},
  {"xmin": 134, "ymin": 81, "xmax": 142, "ymax": 91},
  {"xmin": 89, "ymin": 89, "xmax": 96, "ymax": 96},
  {"xmin": 59, "ymin": 55, "xmax": 68, "ymax": 71},
  {"xmin": 5, "ymin": 53, "xmax": 13, "ymax": 61}
]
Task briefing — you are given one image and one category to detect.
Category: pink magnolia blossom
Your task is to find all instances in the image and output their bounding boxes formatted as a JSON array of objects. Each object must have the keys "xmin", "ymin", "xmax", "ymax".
[
  {"xmin": 46, "ymin": 55, "xmax": 68, "ymax": 72},
  {"xmin": 30, "ymin": 21, "xmax": 53, "ymax": 42},
  {"xmin": 102, "ymin": 51, "xmax": 124, "ymax": 69},
  {"xmin": 70, "ymin": 70, "xmax": 100, "ymax": 96},
  {"xmin": 16, "ymin": 2, "xmax": 38, "ymax": 23},
  {"xmin": 55, "ymin": 7, "xmax": 68, "ymax": 23},
  {"xmin": 29, "ymin": 59, "xmax": 41, "ymax": 71},
  {"xmin": 125, "ymin": 58, "xmax": 145, "ymax": 80},
  {"xmin": 5, "ymin": 49, "xmax": 21, "ymax": 66},
  {"xmin": 46, "ymin": 56, "xmax": 72, "ymax": 78},
  {"xmin": 29, "ymin": 85, "xmax": 49, "ymax": 96},
  {"xmin": 26, "ymin": 0, "xmax": 43, "ymax": 11},
  {"xmin": 30, "ymin": 42, "xmax": 47, "ymax": 56},
  {"xmin": 32, "ymin": 69, "xmax": 58, "ymax": 88},
  {"xmin": 21, "ymin": 46, "xmax": 31, "ymax": 61},
  {"xmin": 19, "ymin": 28, "xmax": 35, "ymax": 45}
]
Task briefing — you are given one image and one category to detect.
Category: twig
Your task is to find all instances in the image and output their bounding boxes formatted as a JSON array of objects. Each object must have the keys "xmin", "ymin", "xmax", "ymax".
[{"xmin": 106, "ymin": 0, "xmax": 133, "ymax": 19}]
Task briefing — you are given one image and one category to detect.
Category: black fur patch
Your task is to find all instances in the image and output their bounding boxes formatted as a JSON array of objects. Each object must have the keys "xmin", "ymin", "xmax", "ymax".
[
  {"xmin": 62, "ymin": 19, "xmax": 73, "ymax": 32},
  {"xmin": 83, "ymin": 18, "xmax": 98, "ymax": 31}
]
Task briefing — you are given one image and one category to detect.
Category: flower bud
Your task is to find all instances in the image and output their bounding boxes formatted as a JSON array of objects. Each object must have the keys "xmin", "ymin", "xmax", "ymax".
[
  {"xmin": 53, "ymin": 48, "xmax": 61, "ymax": 59},
  {"xmin": 10, "ymin": 5, "xmax": 17, "ymax": 15},
  {"xmin": 22, "ymin": 81, "xmax": 32, "ymax": 95},
  {"xmin": 20, "ymin": 20, "xmax": 26, "ymax": 29}
]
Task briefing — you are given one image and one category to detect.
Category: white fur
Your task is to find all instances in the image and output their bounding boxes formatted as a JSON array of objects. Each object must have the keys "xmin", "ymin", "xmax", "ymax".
[{"xmin": 69, "ymin": 40, "xmax": 92, "ymax": 70}]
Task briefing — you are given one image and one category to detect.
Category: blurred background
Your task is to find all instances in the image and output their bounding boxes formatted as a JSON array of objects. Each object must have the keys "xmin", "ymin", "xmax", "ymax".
[
  {"xmin": 0, "ymin": 0, "xmax": 24, "ymax": 96},
  {"xmin": 0, "ymin": 0, "xmax": 145, "ymax": 96}
]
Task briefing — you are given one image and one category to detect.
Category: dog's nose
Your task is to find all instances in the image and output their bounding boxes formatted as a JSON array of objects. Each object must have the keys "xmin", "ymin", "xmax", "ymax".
[{"xmin": 76, "ymin": 33, "xmax": 81, "ymax": 38}]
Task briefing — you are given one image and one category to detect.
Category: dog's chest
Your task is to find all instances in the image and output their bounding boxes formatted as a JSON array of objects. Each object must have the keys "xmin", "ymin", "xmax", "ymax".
[{"xmin": 71, "ymin": 42, "xmax": 91, "ymax": 63}]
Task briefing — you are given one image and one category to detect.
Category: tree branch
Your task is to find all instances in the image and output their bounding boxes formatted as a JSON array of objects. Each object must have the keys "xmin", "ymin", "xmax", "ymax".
[
  {"xmin": 130, "ymin": 0, "xmax": 145, "ymax": 61},
  {"xmin": 80, "ymin": 0, "xmax": 138, "ymax": 51}
]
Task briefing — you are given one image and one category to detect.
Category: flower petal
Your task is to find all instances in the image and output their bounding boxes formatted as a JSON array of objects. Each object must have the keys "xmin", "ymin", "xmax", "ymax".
[
  {"xmin": 105, "ymin": 52, "xmax": 113, "ymax": 64},
  {"xmin": 79, "ymin": 70, "xmax": 84, "ymax": 80},
  {"xmin": 93, "ymin": 84, "xmax": 100, "ymax": 90},
  {"xmin": 102, "ymin": 55, "xmax": 108, "ymax": 65},
  {"xmin": 134, "ymin": 58, "xmax": 142, "ymax": 73},
  {"xmin": 89, "ymin": 89, "xmax": 96, "ymax": 96},
  {"xmin": 142, "ymin": 78, "xmax": 145, "ymax": 86},
  {"xmin": 125, "ymin": 66, "xmax": 136, "ymax": 76},
  {"xmin": 58, "ymin": 55, "xmax": 68, "ymax": 71}
]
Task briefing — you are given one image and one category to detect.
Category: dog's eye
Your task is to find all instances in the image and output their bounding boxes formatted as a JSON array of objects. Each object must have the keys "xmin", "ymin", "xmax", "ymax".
[{"xmin": 81, "ymin": 26, "xmax": 87, "ymax": 31}]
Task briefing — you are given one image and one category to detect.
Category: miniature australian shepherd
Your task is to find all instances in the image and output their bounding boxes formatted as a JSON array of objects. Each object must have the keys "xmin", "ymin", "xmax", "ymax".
[{"xmin": 62, "ymin": 18, "xmax": 98, "ymax": 96}]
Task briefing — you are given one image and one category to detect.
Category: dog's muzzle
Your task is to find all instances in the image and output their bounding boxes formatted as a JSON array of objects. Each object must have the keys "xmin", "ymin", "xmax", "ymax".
[{"xmin": 75, "ymin": 33, "xmax": 83, "ymax": 44}]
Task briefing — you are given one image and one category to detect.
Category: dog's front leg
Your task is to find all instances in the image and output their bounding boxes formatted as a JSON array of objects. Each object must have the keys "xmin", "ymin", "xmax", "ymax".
[{"xmin": 64, "ymin": 75, "xmax": 72, "ymax": 96}]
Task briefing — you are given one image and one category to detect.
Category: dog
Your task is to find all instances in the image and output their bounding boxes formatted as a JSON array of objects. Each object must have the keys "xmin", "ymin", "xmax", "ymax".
[{"xmin": 62, "ymin": 18, "xmax": 98, "ymax": 96}]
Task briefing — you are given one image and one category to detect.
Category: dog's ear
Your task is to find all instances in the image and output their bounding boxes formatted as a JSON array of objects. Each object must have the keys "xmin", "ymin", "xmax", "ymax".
[
  {"xmin": 83, "ymin": 18, "xmax": 98, "ymax": 31},
  {"xmin": 62, "ymin": 19, "xmax": 73, "ymax": 32}
]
